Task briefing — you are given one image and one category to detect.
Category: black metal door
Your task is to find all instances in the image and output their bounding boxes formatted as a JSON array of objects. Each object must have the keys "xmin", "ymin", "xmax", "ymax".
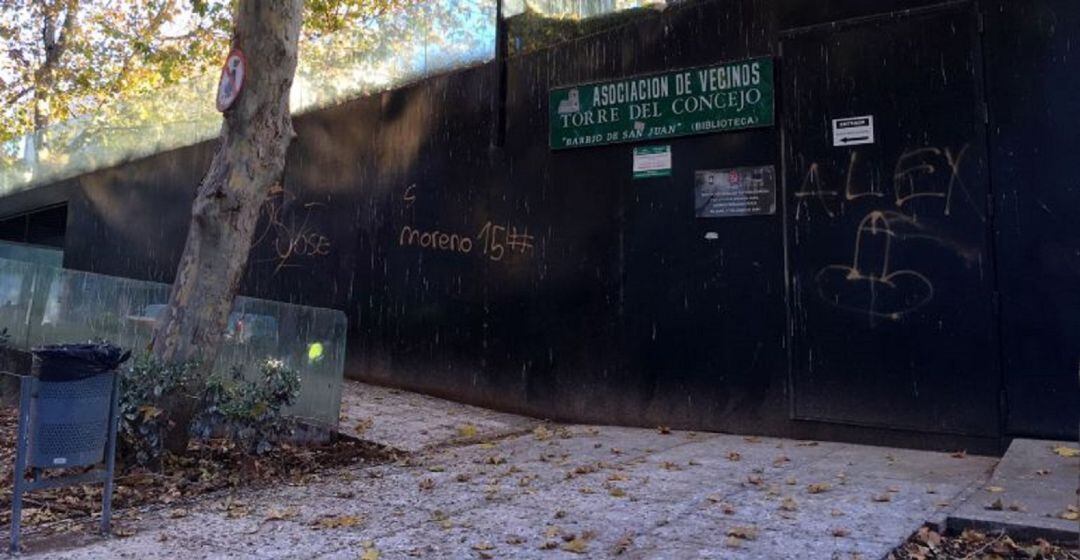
[{"xmin": 782, "ymin": 6, "xmax": 999, "ymax": 435}]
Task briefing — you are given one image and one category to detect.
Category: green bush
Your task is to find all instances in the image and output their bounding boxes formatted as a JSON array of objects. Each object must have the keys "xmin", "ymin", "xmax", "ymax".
[{"xmin": 119, "ymin": 356, "xmax": 301, "ymax": 467}]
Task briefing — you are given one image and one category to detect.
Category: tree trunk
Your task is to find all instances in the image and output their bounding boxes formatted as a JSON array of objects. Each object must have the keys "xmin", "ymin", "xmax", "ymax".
[{"xmin": 151, "ymin": 0, "xmax": 303, "ymax": 454}]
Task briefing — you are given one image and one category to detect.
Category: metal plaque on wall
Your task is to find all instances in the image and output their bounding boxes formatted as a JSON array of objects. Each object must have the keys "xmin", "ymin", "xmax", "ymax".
[{"xmin": 694, "ymin": 165, "xmax": 776, "ymax": 218}]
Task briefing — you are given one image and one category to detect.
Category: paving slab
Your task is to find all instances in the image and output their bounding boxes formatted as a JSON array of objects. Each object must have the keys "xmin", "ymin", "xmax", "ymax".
[{"xmin": 948, "ymin": 438, "xmax": 1080, "ymax": 544}]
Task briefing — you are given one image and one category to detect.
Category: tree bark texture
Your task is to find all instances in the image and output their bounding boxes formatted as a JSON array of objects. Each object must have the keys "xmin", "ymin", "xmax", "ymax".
[{"xmin": 151, "ymin": 0, "xmax": 303, "ymax": 451}]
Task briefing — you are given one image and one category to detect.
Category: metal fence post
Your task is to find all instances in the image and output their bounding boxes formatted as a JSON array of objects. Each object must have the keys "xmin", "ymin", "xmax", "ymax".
[
  {"xmin": 100, "ymin": 372, "xmax": 119, "ymax": 535},
  {"xmin": 10, "ymin": 375, "xmax": 32, "ymax": 553}
]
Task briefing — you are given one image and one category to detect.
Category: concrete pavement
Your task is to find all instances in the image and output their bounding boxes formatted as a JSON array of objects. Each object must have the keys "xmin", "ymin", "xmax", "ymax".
[{"xmin": 10, "ymin": 382, "xmax": 1002, "ymax": 559}]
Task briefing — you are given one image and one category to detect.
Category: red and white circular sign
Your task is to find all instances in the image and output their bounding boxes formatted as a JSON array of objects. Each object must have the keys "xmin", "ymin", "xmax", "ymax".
[{"xmin": 216, "ymin": 48, "xmax": 246, "ymax": 112}]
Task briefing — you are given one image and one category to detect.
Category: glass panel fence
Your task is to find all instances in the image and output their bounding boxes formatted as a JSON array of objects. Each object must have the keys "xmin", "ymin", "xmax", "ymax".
[{"xmin": 0, "ymin": 256, "xmax": 345, "ymax": 429}]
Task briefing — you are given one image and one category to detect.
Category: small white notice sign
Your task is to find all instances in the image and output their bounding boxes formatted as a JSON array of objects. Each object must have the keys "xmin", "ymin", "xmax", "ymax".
[
  {"xmin": 632, "ymin": 145, "xmax": 672, "ymax": 179},
  {"xmin": 832, "ymin": 116, "xmax": 875, "ymax": 147}
]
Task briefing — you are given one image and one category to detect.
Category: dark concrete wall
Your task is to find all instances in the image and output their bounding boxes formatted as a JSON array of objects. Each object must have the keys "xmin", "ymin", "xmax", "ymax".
[{"xmin": 3, "ymin": 0, "xmax": 1076, "ymax": 452}]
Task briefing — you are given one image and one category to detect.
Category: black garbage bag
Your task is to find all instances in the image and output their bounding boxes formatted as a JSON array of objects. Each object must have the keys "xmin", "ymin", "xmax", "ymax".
[{"xmin": 32, "ymin": 343, "xmax": 132, "ymax": 382}]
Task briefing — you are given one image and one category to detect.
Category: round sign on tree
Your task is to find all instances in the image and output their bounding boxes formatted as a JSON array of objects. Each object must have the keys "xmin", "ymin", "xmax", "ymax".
[{"xmin": 216, "ymin": 49, "xmax": 247, "ymax": 112}]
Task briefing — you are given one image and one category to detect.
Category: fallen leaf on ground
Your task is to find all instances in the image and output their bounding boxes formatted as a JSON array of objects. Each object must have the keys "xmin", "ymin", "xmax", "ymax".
[
  {"xmin": 457, "ymin": 424, "xmax": 478, "ymax": 438},
  {"xmin": 830, "ymin": 527, "xmax": 851, "ymax": 538},
  {"xmin": 360, "ymin": 543, "xmax": 380, "ymax": 560},
  {"xmin": 950, "ymin": 450, "xmax": 967, "ymax": 459},
  {"xmin": 312, "ymin": 515, "xmax": 362, "ymax": 529},
  {"xmin": 1051, "ymin": 445, "xmax": 1079, "ymax": 458},
  {"xmin": 612, "ymin": 533, "xmax": 634, "ymax": 555},
  {"xmin": 780, "ymin": 497, "xmax": 798, "ymax": 511},
  {"xmin": 725, "ymin": 536, "xmax": 743, "ymax": 548},
  {"xmin": 916, "ymin": 526, "xmax": 942, "ymax": 548},
  {"xmin": 1060, "ymin": 505, "xmax": 1079, "ymax": 521},
  {"xmin": 773, "ymin": 455, "xmax": 791, "ymax": 467},
  {"xmin": 112, "ymin": 526, "xmax": 137, "ymax": 538},
  {"xmin": 727, "ymin": 526, "xmax": 759, "ymax": 540},
  {"xmin": 872, "ymin": 493, "xmax": 892, "ymax": 503},
  {"xmin": 727, "ymin": 451, "xmax": 742, "ymax": 462},
  {"xmin": 533, "ymin": 426, "xmax": 552, "ymax": 441},
  {"xmin": 985, "ymin": 498, "xmax": 1004, "ymax": 511},
  {"xmin": 354, "ymin": 417, "xmax": 373, "ymax": 436},
  {"xmin": 744, "ymin": 436, "xmax": 761, "ymax": 443},
  {"xmin": 1034, "ymin": 469, "xmax": 1051, "ymax": 476},
  {"xmin": 986, "ymin": 486, "xmax": 1004, "ymax": 493},
  {"xmin": 795, "ymin": 441, "xmax": 819, "ymax": 447},
  {"xmin": 418, "ymin": 478, "xmax": 435, "ymax": 491},
  {"xmin": 807, "ymin": 483, "xmax": 831, "ymax": 494},
  {"xmin": 472, "ymin": 542, "xmax": 494, "ymax": 551},
  {"xmin": 657, "ymin": 426, "xmax": 671, "ymax": 435},
  {"xmin": 561, "ymin": 537, "xmax": 590, "ymax": 553},
  {"xmin": 265, "ymin": 507, "xmax": 298, "ymax": 521}
]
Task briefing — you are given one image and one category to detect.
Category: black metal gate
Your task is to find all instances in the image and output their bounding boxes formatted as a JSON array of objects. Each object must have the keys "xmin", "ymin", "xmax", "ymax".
[{"xmin": 782, "ymin": 4, "xmax": 1000, "ymax": 436}]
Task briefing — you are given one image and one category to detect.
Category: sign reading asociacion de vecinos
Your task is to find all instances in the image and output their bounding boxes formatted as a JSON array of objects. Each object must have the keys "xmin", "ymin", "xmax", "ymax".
[{"xmin": 549, "ymin": 57, "xmax": 774, "ymax": 150}]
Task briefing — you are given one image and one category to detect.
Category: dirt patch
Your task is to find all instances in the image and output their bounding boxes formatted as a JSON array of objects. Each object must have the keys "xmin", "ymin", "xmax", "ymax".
[
  {"xmin": 889, "ymin": 525, "xmax": 1079, "ymax": 560},
  {"xmin": 0, "ymin": 405, "xmax": 398, "ymax": 536}
]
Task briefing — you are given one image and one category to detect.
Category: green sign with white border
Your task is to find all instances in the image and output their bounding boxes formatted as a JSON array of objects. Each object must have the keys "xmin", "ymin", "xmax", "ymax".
[
  {"xmin": 549, "ymin": 57, "xmax": 774, "ymax": 150},
  {"xmin": 632, "ymin": 145, "xmax": 672, "ymax": 179}
]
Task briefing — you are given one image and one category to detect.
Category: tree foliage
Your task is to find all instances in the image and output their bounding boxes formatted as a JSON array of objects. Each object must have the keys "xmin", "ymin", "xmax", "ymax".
[{"xmin": 0, "ymin": 0, "xmax": 420, "ymax": 145}]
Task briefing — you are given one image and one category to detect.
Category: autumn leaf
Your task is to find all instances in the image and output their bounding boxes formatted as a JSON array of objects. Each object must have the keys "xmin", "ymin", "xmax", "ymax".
[
  {"xmin": 830, "ymin": 527, "xmax": 851, "ymax": 538},
  {"xmin": 457, "ymin": 424, "xmax": 478, "ymax": 438},
  {"xmin": 112, "ymin": 526, "xmax": 137, "ymax": 538},
  {"xmin": 533, "ymin": 425, "xmax": 552, "ymax": 441},
  {"xmin": 312, "ymin": 515, "xmax": 362, "ymax": 529},
  {"xmin": 354, "ymin": 417, "xmax": 373, "ymax": 436},
  {"xmin": 726, "ymin": 526, "xmax": 759, "ymax": 540},
  {"xmin": 807, "ymin": 483, "xmax": 831, "ymax": 494},
  {"xmin": 872, "ymin": 493, "xmax": 892, "ymax": 503},
  {"xmin": 985, "ymin": 498, "xmax": 1004, "ymax": 511},
  {"xmin": 1051, "ymin": 445, "xmax": 1080, "ymax": 458},
  {"xmin": 471, "ymin": 542, "xmax": 495, "ymax": 551},
  {"xmin": 657, "ymin": 426, "xmax": 671, "ymax": 435},
  {"xmin": 360, "ymin": 542, "xmax": 380, "ymax": 560},
  {"xmin": 727, "ymin": 451, "xmax": 742, "ymax": 462},
  {"xmin": 780, "ymin": 497, "xmax": 798, "ymax": 511},
  {"xmin": 561, "ymin": 537, "xmax": 590, "ymax": 554},
  {"xmin": 418, "ymin": 478, "xmax": 435, "ymax": 491},
  {"xmin": 950, "ymin": 450, "xmax": 967, "ymax": 459},
  {"xmin": 915, "ymin": 526, "xmax": 942, "ymax": 548},
  {"xmin": 612, "ymin": 532, "xmax": 634, "ymax": 555},
  {"xmin": 1060, "ymin": 505, "xmax": 1080, "ymax": 521},
  {"xmin": 744, "ymin": 436, "xmax": 762, "ymax": 443}
]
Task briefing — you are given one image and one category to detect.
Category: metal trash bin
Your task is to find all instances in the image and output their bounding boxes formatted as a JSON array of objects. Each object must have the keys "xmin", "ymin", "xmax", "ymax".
[{"xmin": 8, "ymin": 343, "xmax": 130, "ymax": 552}]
